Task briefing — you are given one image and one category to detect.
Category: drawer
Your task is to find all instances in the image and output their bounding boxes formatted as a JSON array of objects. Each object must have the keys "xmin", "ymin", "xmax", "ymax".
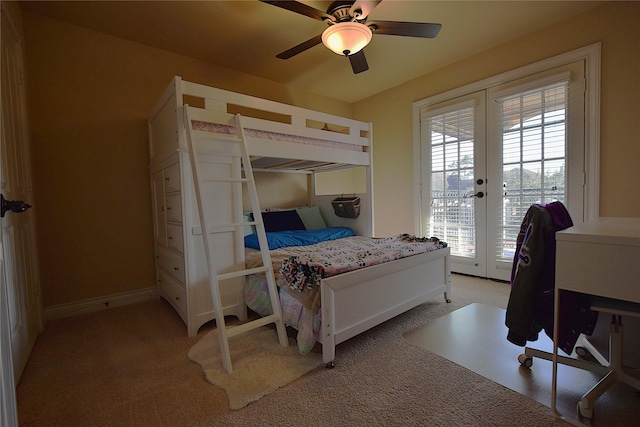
[
  {"xmin": 157, "ymin": 246, "xmax": 186, "ymax": 283},
  {"xmin": 151, "ymin": 171, "xmax": 167, "ymax": 245},
  {"xmin": 164, "ymin": 162, "xmax": 181, "ymax": 193},
  {"xmin": 166, "ymin": 223, "xmax": 184, "ymax": 254},
  {"xmin": 165, "ymin": 194, "xmax": 182, "ymax": 223},
  {"xmin": 158, "ymin": 269, "xmax": 187, "ymax": 316}
]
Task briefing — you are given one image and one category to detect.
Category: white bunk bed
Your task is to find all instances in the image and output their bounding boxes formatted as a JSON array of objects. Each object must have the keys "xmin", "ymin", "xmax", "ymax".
[{"xmin": 148, "ymin": 77, "xmax": 451, "ymax": 366}]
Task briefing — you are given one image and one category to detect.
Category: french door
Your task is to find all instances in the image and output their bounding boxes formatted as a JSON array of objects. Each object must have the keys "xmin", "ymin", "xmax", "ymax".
[
  {"xmin": 417, "ymin": 60, "xmax": 586, "ymax": 281},
  {"xmin": 419, "ymin": 92, "xmax": 487, "ymax": 277}
]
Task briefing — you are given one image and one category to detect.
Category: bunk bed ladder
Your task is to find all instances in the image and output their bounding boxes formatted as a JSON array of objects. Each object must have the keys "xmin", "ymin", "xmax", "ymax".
[{"xmin": 184, "ymin": 106, "xmax": 289, "ymax": 373}]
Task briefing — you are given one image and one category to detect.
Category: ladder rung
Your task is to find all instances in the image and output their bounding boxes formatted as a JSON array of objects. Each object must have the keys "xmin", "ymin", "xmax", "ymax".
[
  {"xmin": 195, "ymin": 149, "xmax": 242, "ymax": 158},
  {"xmin": 201, "ymin": 177, "xmax": 250, "ymax": 183},
  {"xmin": 192, "ymin": 221, "xmax": 261, "ymax": 236},
  {"xmin": 209, "ymin": 221, "xmax": 258, "ymax": 229},
  {"xmin": 227, "ymin": 314, "xmax": 284, "ymax": 338},
  {"xmin": 217, "ymin": 266, "xmax": 269, "ymax": 281}
]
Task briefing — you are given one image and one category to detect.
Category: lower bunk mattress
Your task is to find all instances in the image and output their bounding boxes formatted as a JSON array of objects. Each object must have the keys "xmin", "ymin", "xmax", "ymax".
[{"xmin": 243, "ymin": 232, "xmax": 448, "ymax": 354}]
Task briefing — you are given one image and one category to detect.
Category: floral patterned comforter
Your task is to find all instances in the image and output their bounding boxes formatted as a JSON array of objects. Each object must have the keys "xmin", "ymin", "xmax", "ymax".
[{"xmin": 245, "ymin": 234, "xmax": 447, "ymax": 313}]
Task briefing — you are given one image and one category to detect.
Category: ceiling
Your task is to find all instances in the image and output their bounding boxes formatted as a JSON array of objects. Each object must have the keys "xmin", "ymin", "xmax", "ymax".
[{"xmin": 19, "ymin": 0, "xmax": 604, "ymax": 103}]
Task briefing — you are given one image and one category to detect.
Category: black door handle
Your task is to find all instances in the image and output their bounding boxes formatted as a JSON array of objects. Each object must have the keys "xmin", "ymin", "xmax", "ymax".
[
  {"xmin": 464, "ymin": 191, "xmax": 484, "ymax": 199},
  {"xmin": 1, "ymin": 194, "xmax": 32, "ymax": 217}
]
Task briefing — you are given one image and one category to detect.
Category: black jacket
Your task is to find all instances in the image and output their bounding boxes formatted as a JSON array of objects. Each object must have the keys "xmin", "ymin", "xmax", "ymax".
[{"xmin": 505, "ymin": 202, "xmax": 598, "ymax": 355}]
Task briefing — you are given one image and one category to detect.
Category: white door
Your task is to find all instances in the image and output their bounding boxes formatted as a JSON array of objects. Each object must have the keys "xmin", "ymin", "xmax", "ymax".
[
  {"xmin": 1, "ymin": 6, "xmax": 19, "ymax": 423},
  {"xmin": 419, "ymin": 61, "xmax": 586, "ymax": 281},
  {"xmin": 419, "ymin": 92, "xmax": 488, "ymax": 277},
  {"xmin": 486, "ymin": 63, "xmax": 585, "ymax": 281},
  {"xmin": 1, "ymin": 2, "xmax": 42, "ymax": 391}
]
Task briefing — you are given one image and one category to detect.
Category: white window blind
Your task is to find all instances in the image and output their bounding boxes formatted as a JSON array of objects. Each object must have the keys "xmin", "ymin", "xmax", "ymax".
[
  {"xmin": 494, "ymin": 74, "xmax": 570, "ymax": 261},
  {"xmin": 422, "ymin": 100, "xmax": 478, "ymax": 258}
]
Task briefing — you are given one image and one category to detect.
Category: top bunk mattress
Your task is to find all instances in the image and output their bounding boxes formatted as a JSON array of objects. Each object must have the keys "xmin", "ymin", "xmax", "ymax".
[
  {"xmin": 190, "ymin": 119, "xmax": 365, "ymax": 172},
  {"xmin": 192, "ymin": 120, "xmax": 363, "ymax": 153}
]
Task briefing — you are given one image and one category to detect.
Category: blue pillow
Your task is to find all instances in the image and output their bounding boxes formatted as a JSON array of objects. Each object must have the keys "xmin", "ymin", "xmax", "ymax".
[{"xmin": 262, "ymin": 210, "xmax": 305, "ymax": 232}]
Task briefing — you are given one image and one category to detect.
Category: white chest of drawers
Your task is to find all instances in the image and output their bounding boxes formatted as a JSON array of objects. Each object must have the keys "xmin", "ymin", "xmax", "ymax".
[{"xmin": 150, "ymin": 152, "xmax": 247, "ymax": 336}]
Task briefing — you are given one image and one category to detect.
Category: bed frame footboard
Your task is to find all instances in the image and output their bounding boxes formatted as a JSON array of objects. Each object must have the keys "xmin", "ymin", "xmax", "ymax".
[{"xmin": 319, "ymin": 247, "xmax": 451, "ymax": 367}]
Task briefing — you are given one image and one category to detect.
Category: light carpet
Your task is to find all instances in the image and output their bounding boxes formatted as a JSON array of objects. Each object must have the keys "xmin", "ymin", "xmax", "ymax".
[{"xmin": 188, "ymin": 326, "xmax": 323, "ymax": 410}]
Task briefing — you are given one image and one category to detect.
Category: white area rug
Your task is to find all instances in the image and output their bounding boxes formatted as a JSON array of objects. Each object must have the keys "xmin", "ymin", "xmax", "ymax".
[{"xmin": 188, "ymin": 326, "xmax": 323, "ymax": 410}]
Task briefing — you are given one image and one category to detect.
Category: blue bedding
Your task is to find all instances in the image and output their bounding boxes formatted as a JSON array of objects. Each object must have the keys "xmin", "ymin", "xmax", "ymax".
[{"xmin": 244, "ymin": 226, "xmax": 356, "ymax": 250}]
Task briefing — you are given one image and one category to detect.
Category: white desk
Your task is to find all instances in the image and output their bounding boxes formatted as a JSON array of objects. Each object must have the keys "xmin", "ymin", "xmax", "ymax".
[{"xmin": 552, "ymin": 217, "xmax": 640, "ymax": 415}]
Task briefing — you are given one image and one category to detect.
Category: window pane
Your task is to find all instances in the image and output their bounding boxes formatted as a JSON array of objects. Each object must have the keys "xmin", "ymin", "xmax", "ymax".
[
  {"xmin": 424, "ymin": 106, "xmax": 477, "ymax": 258},
  {"xmin": 496, "ymin": 81, "xmax": 568, "ymax": 261}
]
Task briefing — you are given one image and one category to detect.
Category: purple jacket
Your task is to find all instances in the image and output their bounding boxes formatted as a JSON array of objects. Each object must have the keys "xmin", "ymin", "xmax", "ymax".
[{"xmin": 505, "ymin": 201, "xmax": 598, "ymax": 355}]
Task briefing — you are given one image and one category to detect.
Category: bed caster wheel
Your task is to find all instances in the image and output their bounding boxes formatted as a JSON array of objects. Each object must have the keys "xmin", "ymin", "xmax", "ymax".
[
  {"xmin": 326, "ymin": 361, "xmax": 335, "ymax": 369},
  {"xmin": 518, "ymin": 354, "xmax": 533, "ymax": 368},
  {"xmin": 575, "ymin": 346, "xmax": 588, "ymax": 358},
  {"xmin": 577, "ymin": 400, "xmax": 593, "ymax": 419}
]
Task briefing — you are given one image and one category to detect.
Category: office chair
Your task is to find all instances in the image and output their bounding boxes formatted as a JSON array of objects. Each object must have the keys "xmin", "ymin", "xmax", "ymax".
[{"xmin": 572, "ymin": 298, "xmax": 640, "ymax": 418}]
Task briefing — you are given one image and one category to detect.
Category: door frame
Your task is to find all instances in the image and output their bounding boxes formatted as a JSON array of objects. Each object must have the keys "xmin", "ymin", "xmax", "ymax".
[
  {"xmin": 412, "ymin": 43, "xmax": 601, "ymax": 278},
  {"xmin": 1, "ymin": 247, "xmax": 18, "ymax": 427}
]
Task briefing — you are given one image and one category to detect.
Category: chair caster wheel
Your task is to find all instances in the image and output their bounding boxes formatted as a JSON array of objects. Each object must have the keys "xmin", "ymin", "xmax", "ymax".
[
  {"xmin": 326, "ymin": 361, "xmax": 335, "ymax": 369},
  {"xmin": 575, "ymin": 346, "xmax": 588, "ymax": 358},
  {"xmin": 445, "ymin": 298, "xmax": 452, "ymax": 303},
  {"xmin": 518, "ymin": 354, "xmax": 533, "ymax": 368},
  {"xmin": 577, "ymin": 400, "xmax": 593, "ymax": 419}
]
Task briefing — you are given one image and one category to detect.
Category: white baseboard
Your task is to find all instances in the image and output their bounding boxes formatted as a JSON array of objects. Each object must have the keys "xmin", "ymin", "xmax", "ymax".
[{"xmin": 44, "ymin": 287, "xmax": 158, "ymax": 321}]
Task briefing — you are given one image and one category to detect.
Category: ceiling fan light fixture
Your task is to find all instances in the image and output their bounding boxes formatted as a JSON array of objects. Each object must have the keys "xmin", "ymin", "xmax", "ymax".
[{"xmin": 321, "ymin": 22, "xmax": 372, "ymax": 56}]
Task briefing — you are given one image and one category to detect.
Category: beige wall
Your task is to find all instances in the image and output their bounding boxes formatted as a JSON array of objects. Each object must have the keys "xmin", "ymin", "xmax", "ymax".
[
  {"xmin": 354, "ymin": 1, "xmax": 640, "ymax": 236},
  {"xmin": 315, "ymin": 167, "xmax": 366, "ymax": 195},
  {"xmin": 245, "ymin": 172, "xmax": 310, "ymax": 210},
  {"xmin": 21, "ymin": 2, "xmax": 639, "ymax": 309},
  {"xmin": 21, "ymin": 12, "xmax": 352, "ymax": 308}
]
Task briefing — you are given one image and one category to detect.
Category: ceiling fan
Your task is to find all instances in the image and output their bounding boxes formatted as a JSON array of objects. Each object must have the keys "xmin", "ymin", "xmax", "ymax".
[{"xmin": 260, "ymin": 0, "xmax": 442, "ymax": 74}]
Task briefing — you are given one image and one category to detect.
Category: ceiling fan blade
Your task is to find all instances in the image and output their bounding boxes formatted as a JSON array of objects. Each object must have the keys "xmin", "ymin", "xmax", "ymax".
[
  {"xmin": 260, "ymin": 0, "xmax": 334, "ymax": 22},
  {"xmin": 368, "ymin": 21, "xmax": 442, "ymax": 38},
  {"xmin": 348, "ymin": 50, "xmax": 369, "ymax": 74},
  {"xmin": 350, "ymin": 0, "xmax": 382, "ymax": 20},
  {"xmin": 275, "ymin": 34, "xmax": 323, "ymax": 59}
]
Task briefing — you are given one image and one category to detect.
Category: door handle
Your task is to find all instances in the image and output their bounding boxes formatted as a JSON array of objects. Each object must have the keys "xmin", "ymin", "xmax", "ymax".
[
  {"xmin": 465, "ymin": 191, "xmax": 484, "ymax": 198},
  {"xmin": 1, "ymin": 194, "xmax": 32, "ymax": 217}
]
